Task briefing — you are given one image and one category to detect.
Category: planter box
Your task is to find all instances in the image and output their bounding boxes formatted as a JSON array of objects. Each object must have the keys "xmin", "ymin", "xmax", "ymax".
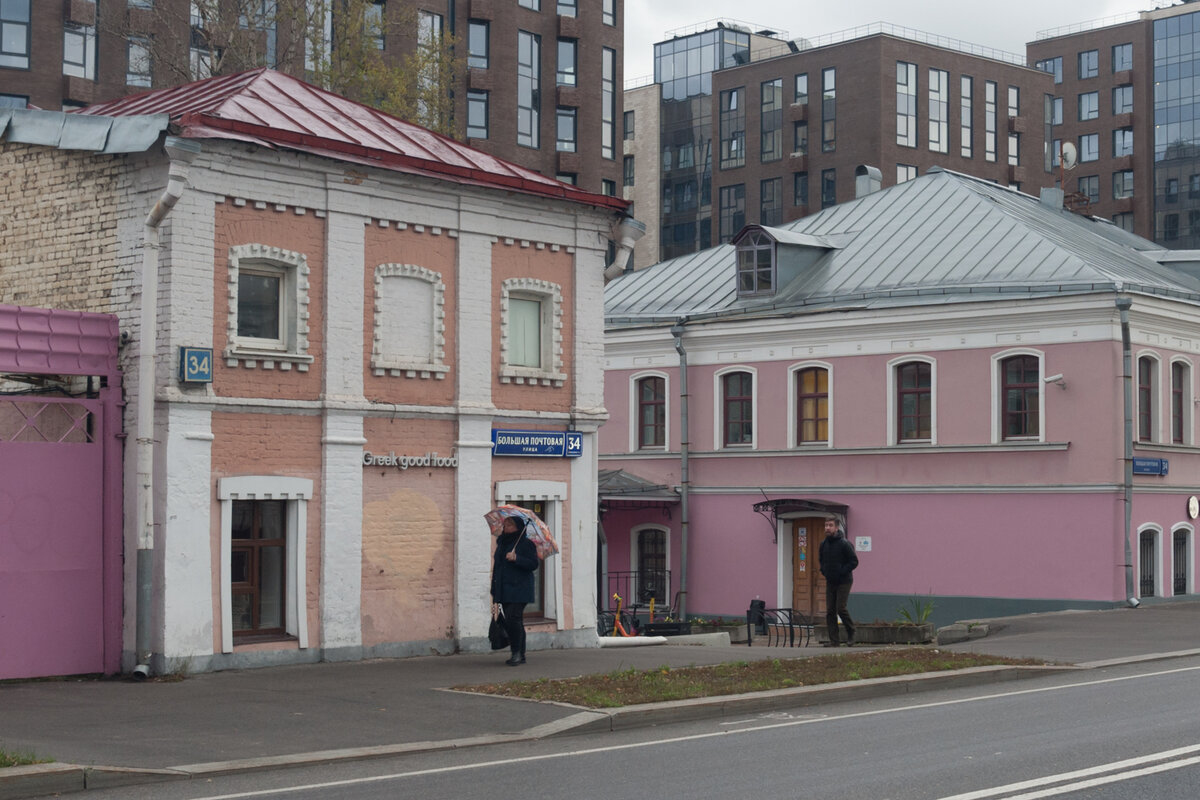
[
  {"xmin": 641, "ymin": 622, "xmax": 692, "ymax": 636},
  {"xmin": 818, "ymin": 622, "xmax": 934, "ymax": 645}
]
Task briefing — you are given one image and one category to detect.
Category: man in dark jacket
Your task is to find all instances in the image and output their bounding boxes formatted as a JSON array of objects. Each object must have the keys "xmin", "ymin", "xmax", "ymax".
[
  {"xmin": 818, "ymin": 516, "xmax": 858, "ymax": 647},
  {"xmin": 491, "ymin": 516, "xmax": 539, "ymax": 665}
]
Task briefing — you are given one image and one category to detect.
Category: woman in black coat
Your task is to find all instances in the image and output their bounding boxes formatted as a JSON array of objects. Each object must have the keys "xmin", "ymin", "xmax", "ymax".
[{"xmin": 491, "ymin": 516, "xmax": 539, "ymax": 665}]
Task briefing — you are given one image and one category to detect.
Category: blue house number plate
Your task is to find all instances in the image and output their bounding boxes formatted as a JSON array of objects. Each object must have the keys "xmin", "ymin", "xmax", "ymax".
[{"xmin": 179, "ymin": 347, "xmax": 213, "ymax": 383}]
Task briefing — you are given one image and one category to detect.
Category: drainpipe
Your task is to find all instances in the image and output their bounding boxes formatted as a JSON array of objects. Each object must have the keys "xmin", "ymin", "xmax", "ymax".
[
  {"xmin": 133, "ymin": 136, "xmax": 201, "ymax": 680},
  {"xmin": 670, "ymin": 319, "xmax": 690, "ymax": 619},
  {"xmin": 1116, "ymin": 296, "xmax": 1138, "ymax": 608},
  {"xmin": 603, "ymin": 215, "xmax": 647, "ymax": 283}
]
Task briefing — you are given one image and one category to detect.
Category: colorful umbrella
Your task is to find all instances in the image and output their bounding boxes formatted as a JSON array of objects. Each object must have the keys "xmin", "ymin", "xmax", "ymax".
[{"xmin": 484, "ymin": 505, "xmax": 560, "ymax": 559}]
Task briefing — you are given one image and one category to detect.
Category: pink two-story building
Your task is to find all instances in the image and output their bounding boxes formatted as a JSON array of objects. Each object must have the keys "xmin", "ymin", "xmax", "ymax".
[{"xmin": 601, "ymin": 169, "xmax": 1200, "ymax": 627}]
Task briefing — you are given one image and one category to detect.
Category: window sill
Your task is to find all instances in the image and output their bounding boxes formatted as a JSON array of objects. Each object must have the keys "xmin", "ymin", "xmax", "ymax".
[
  {"xmin": 371, "ymin": 360, "xmax": 449, "ymax": 380},
  {"xmin": 500, "ymin": 366, "xmax": 566, "ymax": 387},
  {"xmin": 225, "ymin": 347, "xmax": 314, "ymax": 372}
]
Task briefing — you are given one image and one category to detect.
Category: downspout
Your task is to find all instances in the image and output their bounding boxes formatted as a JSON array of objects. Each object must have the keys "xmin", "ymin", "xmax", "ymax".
[
  {"xmin": 670, "ymin": 319, "xmax": 689, "ymax": 619},
  {"xmin": 1116, "ymin": 296, "xmax": 1138, "ymax": 607},
  {"xmin": 133, "ymin": 136, "xmax": 201, "ymax": 680}
]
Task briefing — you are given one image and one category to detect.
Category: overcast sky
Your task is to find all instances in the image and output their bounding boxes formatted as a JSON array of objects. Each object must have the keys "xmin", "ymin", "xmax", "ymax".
[{"xmin": 624, "ymin": 0, "xmax": 1171, "ymax": 81}]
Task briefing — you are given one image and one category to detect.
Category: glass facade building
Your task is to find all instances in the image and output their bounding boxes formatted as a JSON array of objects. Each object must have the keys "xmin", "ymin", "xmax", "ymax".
[
  {"xmin": 1154, "ymin": 10, "xmax": 1200, "ymax": 247},
  {"xmin": 655, "ymin": 26, "xmax": 751, "ymax": 260}
]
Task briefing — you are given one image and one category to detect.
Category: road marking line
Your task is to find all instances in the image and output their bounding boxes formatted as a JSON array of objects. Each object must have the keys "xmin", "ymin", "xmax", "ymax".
[
  {"xmin": 986, "ymin": 754, "xmax": 1200, "ymax": 799},
  {"xmin": 936, "ymin": 744, "xmax": 1200, "ymax": 799},
  {"xmin": 186, "ymin": 663, "xmax": 1200, "ymax": 800}
]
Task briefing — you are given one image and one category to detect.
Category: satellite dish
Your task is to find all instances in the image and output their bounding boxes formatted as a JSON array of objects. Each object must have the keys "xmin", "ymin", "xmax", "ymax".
[{"xmin": 1060, "ymin": 142, "xmax": 1078, "ymax": 170}]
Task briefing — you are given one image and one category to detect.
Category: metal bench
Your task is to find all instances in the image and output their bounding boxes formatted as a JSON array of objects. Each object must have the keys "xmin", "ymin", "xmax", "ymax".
[{"xmin": 745, "ymin": 607, "xmax": 814, "ymax": 647}]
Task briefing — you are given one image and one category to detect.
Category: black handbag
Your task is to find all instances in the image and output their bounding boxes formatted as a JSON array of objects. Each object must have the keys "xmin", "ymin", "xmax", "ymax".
[{"xmin": 488, "ymin": 605, "xmax": 510, "ymax": 651}]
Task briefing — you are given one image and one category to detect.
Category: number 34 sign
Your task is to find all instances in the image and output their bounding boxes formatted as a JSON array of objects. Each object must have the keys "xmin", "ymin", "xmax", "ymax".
[{"xmin": 179, "ymin": 347, "xmax": 214, "ymax": 383}]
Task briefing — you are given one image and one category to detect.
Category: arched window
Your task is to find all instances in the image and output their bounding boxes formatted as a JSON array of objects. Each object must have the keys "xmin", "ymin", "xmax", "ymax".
[
  {"xmin": 735, "ymin": 229, "xmax": 774, "ymax": 295},
  {"xmin": 896, "ymin": 361, "xmax": 931, "ymax": 442},
  {"xmin": 795, "ymin": 366, "xmax": 829, "ymax": 444},
  {"xmin": 722, "ymin": 370, "xmax": 754, "ymax": 446},
  {"xmin": 636, "ymin": 375, "xmax": 666, "ymax": 449},
  {"xmin": 1001, "ymin": 355, "xmax": 1040, "ymax": 438}
]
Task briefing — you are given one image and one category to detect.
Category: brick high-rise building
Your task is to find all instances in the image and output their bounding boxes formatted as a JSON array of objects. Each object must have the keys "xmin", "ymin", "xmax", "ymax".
[
  {"xmin": 625, "ymin": 22, "xmax": 1057, "ymax": 267},
  {"xmin": 0, "ymin": 0, "xmax": 623, "ymax": 196},
  {"xmin": 1027, "ymin": 2, "xmax": 1200, "ymax": 248}
]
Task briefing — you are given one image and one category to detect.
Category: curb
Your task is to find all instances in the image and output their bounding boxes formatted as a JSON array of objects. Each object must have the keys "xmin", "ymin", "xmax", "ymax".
[{"xmin": 0, "ymin": 655, "xmax": 1170, "ymax": 800}]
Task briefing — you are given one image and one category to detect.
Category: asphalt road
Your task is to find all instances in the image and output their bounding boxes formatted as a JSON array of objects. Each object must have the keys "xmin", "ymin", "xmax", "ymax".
[{"xmin": 71, "ymin": 654, "xmax": 1200, "ymax": 800}]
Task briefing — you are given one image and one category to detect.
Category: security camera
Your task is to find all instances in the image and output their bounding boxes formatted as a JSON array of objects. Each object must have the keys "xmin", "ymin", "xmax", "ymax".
[{"xmin": 1043, "ymin": 373, "xmax": 1065, "ymax": 384}]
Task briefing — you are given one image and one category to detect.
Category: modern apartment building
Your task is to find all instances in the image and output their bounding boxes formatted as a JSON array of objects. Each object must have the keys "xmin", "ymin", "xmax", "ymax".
[
  {"xmin": 0, "ymin": 0, "xmax": 623, "ymax": 195},
  {"xmin": 624, "ymin": 22, "xmax": 1056, "ymax": 266},
  {"xmin": 1027, "ymin": 2, "xmax": 1199, "ymax": 248}
]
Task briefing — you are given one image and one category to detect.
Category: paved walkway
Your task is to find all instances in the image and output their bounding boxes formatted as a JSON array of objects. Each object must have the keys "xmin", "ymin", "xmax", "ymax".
[{"xmin": 1, "ymin": 601, "xmax": 1198, "ymax": 799}]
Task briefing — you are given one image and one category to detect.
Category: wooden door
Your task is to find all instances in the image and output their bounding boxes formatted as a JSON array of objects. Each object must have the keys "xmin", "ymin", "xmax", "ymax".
[{"xmin": 791, "ymin": 517, "xmax": 828, "ymax": 616}]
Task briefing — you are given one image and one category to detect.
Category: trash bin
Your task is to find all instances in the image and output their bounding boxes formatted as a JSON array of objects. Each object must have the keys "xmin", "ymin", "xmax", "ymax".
[{"xmin": 748, "ymin": 598, "xmax": 766, "ymax": 634}]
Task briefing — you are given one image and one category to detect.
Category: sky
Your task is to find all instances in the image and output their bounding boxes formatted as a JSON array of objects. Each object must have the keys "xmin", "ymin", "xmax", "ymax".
[{"xmin": 623, "ymin": 0, "xmax": 1171, "ymax": 81}]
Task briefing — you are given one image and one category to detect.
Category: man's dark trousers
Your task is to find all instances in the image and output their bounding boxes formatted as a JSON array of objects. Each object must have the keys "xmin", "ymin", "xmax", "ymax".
[{"xmin": 826, "ymin": 581, "xmax": 855, "ymax": 645}]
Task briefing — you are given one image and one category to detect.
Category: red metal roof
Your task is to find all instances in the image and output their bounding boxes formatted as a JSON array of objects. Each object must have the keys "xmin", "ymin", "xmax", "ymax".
[{"xmin": 77, "ymin": 68, "xmax": 627, "ymax": 212}]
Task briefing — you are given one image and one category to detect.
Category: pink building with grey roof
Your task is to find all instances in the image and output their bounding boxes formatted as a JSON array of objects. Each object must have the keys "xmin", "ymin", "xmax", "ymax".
[
  {"xmin": 600, "ymin": 171, "xmax": 1200, "ymax": 629},
  {"xmin": 0, "ymin": 69, "xmax": 632, "ymax": 678}
]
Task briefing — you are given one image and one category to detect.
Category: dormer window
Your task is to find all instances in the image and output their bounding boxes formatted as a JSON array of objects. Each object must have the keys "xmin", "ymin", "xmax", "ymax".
[{"xmin": 736, "ymin": 229, "xmax": 775, "ymax": 295}]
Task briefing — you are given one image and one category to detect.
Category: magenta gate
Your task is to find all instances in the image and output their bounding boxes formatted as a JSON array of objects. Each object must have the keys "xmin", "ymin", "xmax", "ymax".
[{"xmin": 0, "ymin": 304, "xmax": 123, "ymax": 678}]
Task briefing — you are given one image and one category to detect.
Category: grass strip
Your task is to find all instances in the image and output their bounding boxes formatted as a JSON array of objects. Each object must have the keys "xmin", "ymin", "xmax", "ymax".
[{"xmin": 455, "ymin": 649, "xmax": 1045, "ymax": 708}]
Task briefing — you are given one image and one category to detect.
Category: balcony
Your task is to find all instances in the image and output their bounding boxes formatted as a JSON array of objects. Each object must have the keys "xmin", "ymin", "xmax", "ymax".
[
  {"xmin": 558, "ymin": 14, "xmax": 581, "ymax": 38},
  {"xmin": 787, "ymin": 103, "xmax": 809, "ymax": 122},
  {"xmin": 556, "ymin": 151, "xmax": 582, "ymax": 173},
  {"xmin": 64, "ymin": 0, "xmax": 96, "ymax": 25},
  {"xmin": 788, "ymin": 152, "xmax": 808, "ymax": 171},
  {"xmin": 468, "ymin": 69, "xmax": 492, "ymax": 91}
]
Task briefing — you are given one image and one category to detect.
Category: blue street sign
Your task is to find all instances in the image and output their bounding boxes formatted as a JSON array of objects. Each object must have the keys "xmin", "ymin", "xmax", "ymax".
[
  {"xmin": 492, "ymin": 429, "xmax": 583, "ymax": 458},
  {"xmin": 1132, "ymin": 457, "xmax": 1168, "ymax": 476}
]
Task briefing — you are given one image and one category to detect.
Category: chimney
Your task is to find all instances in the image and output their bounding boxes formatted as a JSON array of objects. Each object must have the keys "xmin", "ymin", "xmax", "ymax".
[
  {"xmin": 855, "ymin": 165, "xmax": 882, "ymax": 198},
  {"xmin": 1040, "ymin": 187, "xmax": 1065, "ymax": 209}
]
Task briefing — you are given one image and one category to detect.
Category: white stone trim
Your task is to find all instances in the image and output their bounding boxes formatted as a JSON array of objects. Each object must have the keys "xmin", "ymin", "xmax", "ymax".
[
  {"xmin": 224, "ymin": 243, "xmax": 313, "ymax": 371},
  {"xmin": 786, "ymin": 360, "xmax": 834, "ymax": 448},
  {"xmin": 1136, "ymin": 349, "xmax": 1163, "ymax": 443},
  {"xmin": 499, "ymin": 278, "xmax": 566, "ymax": 387},
  {"xmin": 712, "ymin": 365, "xmax": 758, "ymax": 450},
  {"xmin": 1136, "ymin": 522, "xmax": 1164, "ymax": 599},
  {"xmin": 1169, "ymin": 355, "xmax": 1194, "ymax": 446},
  {"xmin": 628, "ymin": 370, "xmax": 670, "ymax": 453},
  {"xmin": 370, "ymin": 263, "xmax": 449, "ymax": 379},
  {"xmin": 989, "ymin": 348, "xmax": 1045, "ymax": 444},
  {"xmin": 886, "ymin": 354, "xmax": 937, "ymax": 445},
  {"xmin": 1170, "ymin": 523, "xmax": 1195, "ymax": 596},
  {"xmin": 495, "ymin": 479, "xmax": 566, "ymax": 628},
  {"xmin": 216, "ymin": 476, "xmax": 314, "ymax": 653}
]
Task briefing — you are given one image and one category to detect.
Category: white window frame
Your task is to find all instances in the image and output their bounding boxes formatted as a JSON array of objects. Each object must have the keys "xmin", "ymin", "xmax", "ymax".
[
  {"xmin": 787, "ymin": 361, "xmax": 833, "ymax": 448},
  {"xmin": 629, "ymin": 370, "xmax": 670, "ymax": 452},
  {"xmin": 630, "ymin": 524, "xmax": 671, "ymax": 607},
  {"xmin": 495, "ymin": 480, "xmax": 565, "ymax": 627},
  {"xmin": 887, "ymin": 355, "xmax": 937, "ymax": 445},
  {"xmin": 1171, "ymin": 523, "xmax": 1195, "ymax": 596},
  {"xmin": 1170, "ymin": 356, "xmax": 1193, "ymax": 446},
  {"xmin": 217, "ymin": 476, "xmax": 313, "ymax": 653},
  {"xmin": 990, "ymin": 348, "xmax": 1045, "ymax": 444},
  {"xmin": 1136, "ymin": 350, "xmax": 1163, "ymax": 443},
  {"xmin": 225, "ymin": 243, "xmax": 313, "ymax": 371},
  {"xmin": 713, "ymin": 365, "xmax": 758, "ymax": 450},
  {"xmin": 1136, "ymin": 523, "xmax": 1163, "ymax": 599},
  {"xmin": 371, "ymin": 263, "xmax": 448, "ymax": 379},
  {"xmin": 499, "ymin": 277, "xmax": 565, "ymax": 386}
]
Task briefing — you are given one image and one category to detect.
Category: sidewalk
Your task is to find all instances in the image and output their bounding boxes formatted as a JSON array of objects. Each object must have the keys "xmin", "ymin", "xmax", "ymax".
[{"xmin": 2, "ymin": 601, "xmax": 1198, "ymax": 799}]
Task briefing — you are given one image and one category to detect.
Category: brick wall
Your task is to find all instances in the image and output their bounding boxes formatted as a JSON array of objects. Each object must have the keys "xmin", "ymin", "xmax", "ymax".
[{"xmin": 0, "ymin": 145, "xmax": 125, "ymax": 313}]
